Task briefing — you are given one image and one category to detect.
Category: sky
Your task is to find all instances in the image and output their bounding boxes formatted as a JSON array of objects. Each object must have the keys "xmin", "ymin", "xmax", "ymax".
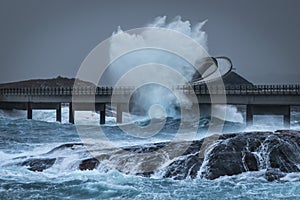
[{"xmin": 0, "ymin": 0, "xmax": 299, "ymax": 84}]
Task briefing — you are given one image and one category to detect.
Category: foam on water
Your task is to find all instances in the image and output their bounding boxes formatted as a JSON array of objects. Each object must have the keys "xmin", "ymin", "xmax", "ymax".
[
  {"xmin": 213, "ymin": 105, "xmax": 244, "ymax": 123},
  {"xmin": 1, "ymin": 143, "xmax": 300, "ymax": 199},
  {"xmin": 1, "ymin": 165, "xmax": 300, "ymax": 199}
]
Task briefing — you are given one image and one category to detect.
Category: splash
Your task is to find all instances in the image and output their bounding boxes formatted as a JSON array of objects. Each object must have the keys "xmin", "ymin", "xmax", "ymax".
[
  {"xmin": 106, "ymin": 16, "xmax": 208, "ymax": 84},
  {"xmin": 103, "ymin": 16, "xmax": 209, "ymax": 118},
  {"xmin": 147, "ymin": 16, "xmax": 208, "ymax": 49},
  {"xmin": 213, "ymin": 105, "xmax": 244, "ymax": 123}
]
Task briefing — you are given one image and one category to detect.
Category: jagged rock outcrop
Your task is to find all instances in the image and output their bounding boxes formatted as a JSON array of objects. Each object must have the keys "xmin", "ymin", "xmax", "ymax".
[
  {"xmin": 21, "ymin": 158, "xmax": 56, "ymax": 172},
  {"xmin": 79, "ymin": 158, "xmax": 100, "ymax": 171},
  {"xmin": 19, "ymin": 131, "xmax": 300, "ymax": 181}
]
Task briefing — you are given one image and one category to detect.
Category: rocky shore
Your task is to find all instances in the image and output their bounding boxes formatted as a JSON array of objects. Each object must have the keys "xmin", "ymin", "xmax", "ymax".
[{"xmin": 19, "ymin": 130, "xmax": 300, "ymax": 182}]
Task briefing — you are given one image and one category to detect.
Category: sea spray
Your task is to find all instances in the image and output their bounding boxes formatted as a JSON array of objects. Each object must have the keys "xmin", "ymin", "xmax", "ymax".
[
  {"xmin": 102, "ymin": 16, "xmax": 209, "ymax": 118},
  {"xmin": 213, "ymin": 105, "xmax": 244, "ymax": 123}
]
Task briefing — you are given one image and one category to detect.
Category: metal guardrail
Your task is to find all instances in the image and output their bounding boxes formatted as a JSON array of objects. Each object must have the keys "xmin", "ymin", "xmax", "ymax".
[
  {"xmin": 0, "ymin": 85, "xmax": 300, "ymax": 96},
  {"xmin": 192, "ymin": 84, "xmax": 300, "ymax": 95},
  {"xmin": 0, "ymin": 86, "xmax": 133, "ymax": 96}
]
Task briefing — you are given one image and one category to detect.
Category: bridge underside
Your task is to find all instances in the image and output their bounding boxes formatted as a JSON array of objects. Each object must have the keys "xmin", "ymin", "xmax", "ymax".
[
  {"xmin": 246, "ymin": 105, "xmax": 291, "ymax": 128},
  {"xmin": 0, "ymin": 102, "xmax": 106, "ymax": 124},
  {"xmin": 0, "ymin": 101, "xmax": 297, "ymax": 128}
]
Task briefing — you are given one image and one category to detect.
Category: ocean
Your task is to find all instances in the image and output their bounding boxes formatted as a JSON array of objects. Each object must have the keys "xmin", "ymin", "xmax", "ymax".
[{"xmin": 0, "ymin": 107, "xmax": 300, "ymax": 199}]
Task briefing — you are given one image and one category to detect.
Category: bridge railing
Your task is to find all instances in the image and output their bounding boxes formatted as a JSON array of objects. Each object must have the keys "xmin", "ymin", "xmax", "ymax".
[
  {"xmin": 191, "ymin": 84, "xmax": 300, "ymax": 95},
  {"xmin": 0, "ymin": 85, "xmax": 300, "ymax": 96},
  {"xmin": 0, "ymin": 86, "xmax": 133, "ymax": 96}
]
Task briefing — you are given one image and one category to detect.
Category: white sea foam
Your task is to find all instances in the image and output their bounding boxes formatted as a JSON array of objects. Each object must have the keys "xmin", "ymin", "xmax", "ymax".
[
  {"xmin": 1, "ymin": 106, "xmax": 299, "ymax": 132},
  {"xmin": 213, "ymin": 105, "xmax": 244, "ymax": 123},
  {"xmin": 0, "ymin": 107, "xmax": 117, "ymax": 124},
  {"xmin": 103, "ymin": 16, "xmax": 209, "ymax": 118}
]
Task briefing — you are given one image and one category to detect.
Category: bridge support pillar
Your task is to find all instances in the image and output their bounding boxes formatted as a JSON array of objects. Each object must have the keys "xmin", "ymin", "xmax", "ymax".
[
  {"xmin": 56, "ymin": 103, "xmax": 62, "ymax": 122},
  {"xmin": 69, "ymin": 103, "xmax": 74, "ymax": 124},
  {"xmin": 284, "ymin": 106, "xmax": 291, "ymax": 128},
  {"xmin": 117, "ymin": 104, "xmax": 123, "ymax": 124},
  {"xmin": 100, "ymin": 103, "xmax": 106, "ymax": 125},
  {"xmin": 199, "ymin": 104, "xmax": 211, "ymax": 119},
  {"xmin": 27, "ymin": 102, "xmax": 32, "ymax": 119},
  {"xmin": 246, "ymin": 105, "xmax": 253, "ymax": 126}
]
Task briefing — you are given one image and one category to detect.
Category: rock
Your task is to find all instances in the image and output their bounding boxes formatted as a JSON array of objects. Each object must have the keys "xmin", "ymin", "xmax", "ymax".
[
  {"xmin": 18, "ymin": 130, "xmax": 300, "ymax": 182},
  {"xmin": 45, "ymin": 143, "xmax": 84, "ymax": 154},
  {"xmin": 163, "ymin": 154, "xmax": 203, "ymax": 180},
  {"xmin": 267, "ymin": 135, "xmax": 300, "ymax": 173},
  {"xmin": 202, "ymin": 132, "xmax": 300, "ymax": 180},
  {"xmin": 275, "ymin": 130, "xmax": 300, "ymax": 138},
  {"xmin": 243, "ymin": 152, "xmax": 259, "ymax": 171},
  {"xmin": 205, "ymin": 152, "xmax": 246, "ymax": 179},
  {"xmin": 202, "ymin": 133, "xmax": 262, "ymax": 179},
  {"xmin": 79, "ymin": 158, "xmax": 99, "ymax": 170},
  {"xmin": 21, "ymin": 158, "xmax": 56, "ymax": 172},
  {"xmin": 265, "ymin": 169, "xmax": 286, "ymax": 181}
]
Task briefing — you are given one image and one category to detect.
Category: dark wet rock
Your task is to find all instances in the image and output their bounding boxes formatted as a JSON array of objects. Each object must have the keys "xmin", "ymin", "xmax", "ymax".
[
  {"xmin": 205, "ymin": 151, "xmax": 246, "ymax": 179},
  {"xmin": 79, "ymin": 158, "xmax": 99, "ymax": 171},
  {"xmin": 19, "ymin": 130, "xmax": 300, "ymax": 182},
  {"xmin": 21, "ymin": 158, "xmax": 56, "ymax": 172},
  {"xmin": 45, "ymin": 143, "xmax": 84, "ymax": 154},
  {"xmin": 122, "ymin": 142, "xmax": 169, "ymax": 153},
  {"xmin": 243, "ymin": 152, "xmax": 259, "ymax": 171},
  {"xmin": 265, "ymin": 169, "xmax": 286, "ymax": 182},
  {"xmin": 275, "ymin": 130, "xmax": 300, "ymax": 138},
  {"xmin": 201, "ymin": 132, "xmax": 300, "ymax": 180},
  {"xmin": 162, "ymin": 137, "xmax": 217, "ymax": 180},
  {"xmin": 163, "ymin": 154, "xmax": 203, "ymax": 179},
  {"xmin": 162, "ymin": 131, "xmax": 299, "ymax": 181},
  {"xmin": 267, "ymin": 136, "xmax": 300, "ymax": 173}
]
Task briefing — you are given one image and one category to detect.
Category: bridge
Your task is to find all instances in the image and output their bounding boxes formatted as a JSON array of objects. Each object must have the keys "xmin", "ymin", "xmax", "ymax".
[{"xmin": 0, "ymin": 84, "xmax": 300, "ymax": 127}]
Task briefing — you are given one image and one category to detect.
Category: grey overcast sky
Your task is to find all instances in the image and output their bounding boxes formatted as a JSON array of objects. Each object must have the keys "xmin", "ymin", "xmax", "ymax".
[{"xmin": 0, "ymin": 0, "xmax": 299, "ymax": 84}]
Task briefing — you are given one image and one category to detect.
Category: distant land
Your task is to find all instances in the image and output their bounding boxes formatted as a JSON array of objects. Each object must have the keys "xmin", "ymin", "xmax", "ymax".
[
  {"xmin": 0, "ymin": 72, "xmax": 252, "ymax": 88},
  {"xmin": 0, "ymin": 76, "xmax": 95, "ymax": 89}
]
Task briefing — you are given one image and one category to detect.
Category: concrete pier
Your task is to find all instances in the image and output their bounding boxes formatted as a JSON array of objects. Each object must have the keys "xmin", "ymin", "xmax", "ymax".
[
  {"xmin": 116, "ymin": 104, "xmax": 123, "ymax": 124},
  {"xmin": 284, "ymin": 106, "xmax": 291, "ymax": 128},
  {"xmin": 100, "ymin": 104, "xmax": 106, "ymax": 124},
  {"xmin": 246, "ymin": 105, "xmax": 253, "ymax": 126},
  {"xmin": 56, "ymin": 103, "xmax": 62, "ymax": 122},
  {"xmin": 27, "ymin": 102, "xmax": 32, "ymax": 119},
  {"xmin": 100, "ymin": 110, "xmax": 105, "ymax": 124},
  {"xmin": 69, "ymin": 103, "xmax": 74, "ymax": 124}
]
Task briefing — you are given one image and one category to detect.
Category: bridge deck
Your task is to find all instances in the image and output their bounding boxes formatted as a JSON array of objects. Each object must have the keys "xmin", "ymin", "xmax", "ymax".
[
  {"xmin": 0, "ymin": 84, "xmax": 299, "ymax": 126},
  {"xmin": 0, "ymin": 84, "xmax": 300, "ymax": 104}
]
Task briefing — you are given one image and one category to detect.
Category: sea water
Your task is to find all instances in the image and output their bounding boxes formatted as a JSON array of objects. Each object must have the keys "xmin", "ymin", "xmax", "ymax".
[{"xmin": 0, "ymin": 107, "xmax": 300, "ymax": 200}]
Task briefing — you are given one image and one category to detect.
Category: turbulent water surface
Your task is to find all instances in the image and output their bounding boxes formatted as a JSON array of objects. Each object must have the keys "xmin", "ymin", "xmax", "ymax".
[{"xmin": 0, "ymin": 108, "xmax": 300, "ymax": 199}]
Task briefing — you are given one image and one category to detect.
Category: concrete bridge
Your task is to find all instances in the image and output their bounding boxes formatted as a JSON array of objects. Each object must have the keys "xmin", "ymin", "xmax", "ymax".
[{"xmin": 0, "ymin": 84, "xmax": 300, "ymax": 127}]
